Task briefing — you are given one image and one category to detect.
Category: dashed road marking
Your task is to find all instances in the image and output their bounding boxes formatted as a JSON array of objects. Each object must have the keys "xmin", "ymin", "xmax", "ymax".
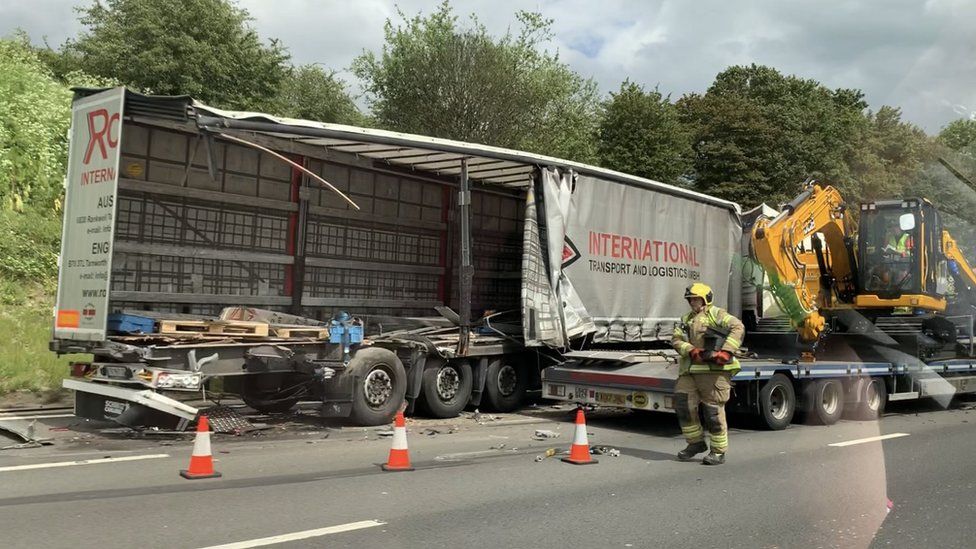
[
  {"xmin": 196, "ymin": 520, "xmax": 386, "ymax": 549},
  {"xmin": 829, "ymin": 433, "xmax": 910, "ymax": 447},
  {"xmin": 0, "ymin": 414, "xmax": 75, "ymax": 421},
  {"xmin": 0, "ymin": 453, "xmax": 170, "ymax": 472}
]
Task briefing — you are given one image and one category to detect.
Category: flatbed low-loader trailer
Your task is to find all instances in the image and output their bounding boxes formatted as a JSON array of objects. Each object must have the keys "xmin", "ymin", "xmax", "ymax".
[
  {"xmin": 542, "ymin": 194, "xmax": 976, "ymax": 428},
  {"xmin": 52, "ymin": 87, "xmax": 742, "ymax": 428},
  {"xmin": 543, "ymin": 352, "xmax": 976, "ymax": 429}
]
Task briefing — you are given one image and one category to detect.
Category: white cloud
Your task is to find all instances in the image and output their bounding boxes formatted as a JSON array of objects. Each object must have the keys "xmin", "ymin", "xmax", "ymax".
[{"xmin": 2, "ymin": 0, "xmax": 974, "ymax": 132}]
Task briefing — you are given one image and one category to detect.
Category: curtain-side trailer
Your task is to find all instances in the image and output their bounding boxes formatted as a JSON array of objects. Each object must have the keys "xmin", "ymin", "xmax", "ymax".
[{"xmin": 52, "ymin": 88, "xmax": 743, "ymax": 428}]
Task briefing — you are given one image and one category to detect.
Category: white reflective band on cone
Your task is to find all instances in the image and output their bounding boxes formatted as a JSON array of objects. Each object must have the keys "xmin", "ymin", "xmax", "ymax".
[
  {"xmin": 392, "ymin": 426, "xmax": 408, "ymax": 450},
  {"xmin": 573, "ymin": 421, "xmax": 588, "ymax": 445},
  {"xmin": 192, "ymin": 430, "xmax": 212, "ymax": 457}
]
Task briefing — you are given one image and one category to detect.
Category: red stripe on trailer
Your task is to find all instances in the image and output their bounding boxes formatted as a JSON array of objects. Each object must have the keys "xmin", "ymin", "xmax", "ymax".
[
  {"xmin": 284, "ymin": 155, "xmax": 304, "ymax": 297},
  {"xmin": 568, "ymin": 371, "xmax": 665, "ymax": 388}
]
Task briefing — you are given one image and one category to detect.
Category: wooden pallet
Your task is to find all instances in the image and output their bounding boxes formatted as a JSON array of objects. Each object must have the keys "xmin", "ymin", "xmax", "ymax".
[
  {"xmin": 271, "ymin": 325, "xmax": 330, "ymax": 339},
  {"xmin": 159, "ymin": 320, "xmax": 269, "ymax": 337}
]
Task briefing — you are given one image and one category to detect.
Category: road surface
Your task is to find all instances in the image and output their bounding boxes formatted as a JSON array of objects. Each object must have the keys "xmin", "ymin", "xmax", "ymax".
[{"xmin": 0, "ymin": 399, "xmax": 973, "ymax": 548}]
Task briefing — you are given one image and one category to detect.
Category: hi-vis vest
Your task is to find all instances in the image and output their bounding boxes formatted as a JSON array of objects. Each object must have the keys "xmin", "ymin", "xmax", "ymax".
[
  {"xmin": 888, "ymin": 233, "xmax": 912, "ymax": 256},
  {"xmin": 671, "ymin": 305, "xmax": 745, "ymax": 375}
]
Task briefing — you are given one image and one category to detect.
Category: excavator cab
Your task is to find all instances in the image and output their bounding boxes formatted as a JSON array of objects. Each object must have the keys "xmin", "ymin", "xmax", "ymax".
[{"xmin": 855, "ymin": 199, "xmax": 947, "ymax": 311}]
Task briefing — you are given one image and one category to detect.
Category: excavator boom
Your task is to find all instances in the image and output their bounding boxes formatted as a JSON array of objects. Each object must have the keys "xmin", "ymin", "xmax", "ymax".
[{"xmin": 751, "ymin": 183, "xmax": 855, "ymax": 341}]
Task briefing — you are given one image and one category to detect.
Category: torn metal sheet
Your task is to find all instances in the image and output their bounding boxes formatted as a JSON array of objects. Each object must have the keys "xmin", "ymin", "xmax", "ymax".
[{"xmin": 0, "ymin": 419, "xmax": 54, "ymax": 447}]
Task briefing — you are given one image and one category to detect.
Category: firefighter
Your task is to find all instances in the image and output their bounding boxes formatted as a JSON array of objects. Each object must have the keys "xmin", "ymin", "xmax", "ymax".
[{"xmin": 671, "ymin": 282, "xmax": 745, "ymax": 465}]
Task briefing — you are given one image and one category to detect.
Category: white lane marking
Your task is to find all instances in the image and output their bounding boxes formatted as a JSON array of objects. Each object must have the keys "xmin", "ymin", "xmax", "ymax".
[
  {"xmin": 0, "ymin": 414, "xmax": 75, "ymax": 421},
  {"xmin": 0, "ymin": 453, "xmax": 170, "ymax": 472},
  {"xmin": 829, "ymin": 433, "xmax": 910, "ymax": 447},
  {"xmin": 196, "ymin": 520, "xmax": 386, "ymax": 549}
]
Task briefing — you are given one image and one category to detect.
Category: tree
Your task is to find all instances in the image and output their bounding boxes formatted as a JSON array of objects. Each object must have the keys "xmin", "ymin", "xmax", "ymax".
[
  {"xmin": 938, "ymin": 119, "xmax": 976, "ymax": 154},
  {"xmin": 597, "ymin": 80, "xmax": 692, "ymax": 185},
  {"xmin": 269, "ymin": 64, "xmax": 366, "ymax": 125},
  {"xmin": 66, "ymin": 0, "xmax": 290, "ymax": 109},
  {"xmin": 353, "ymin": 2, "xmax": 600, "ymax": 162},
  {"xmin": 0, "ymin": 35, "xmax": 72, "ymax": 212},
  {"xmin": 677, "ymin": 64, "xmax": 925, "ymax": 208}
]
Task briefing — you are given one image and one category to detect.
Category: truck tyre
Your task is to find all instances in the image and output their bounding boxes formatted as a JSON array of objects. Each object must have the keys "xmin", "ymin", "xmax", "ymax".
[
  {"xmin": 483, "ymin": 359, "xmax": 528, "ymax": 412},
  {"xmin": 848, "ymin": 377, "xmax": 887, "ymax": 420},
  {"xmin": 758, "ymin": 373, "xmax": 796, "ymax": 430},
  {"xmin": 801, "ymin": 379, "xmax": 845, "ymax": 425},
  {"xmin": 417, "ymin": 359, "xmax": 473, "ymax": 418},
  {"xmin": 241, "ymin": 374, "xmax": 301, "ymax": 414},
  {"xmin": 348, "ymin": 347, "xmax": 407, "ymax": 426}
]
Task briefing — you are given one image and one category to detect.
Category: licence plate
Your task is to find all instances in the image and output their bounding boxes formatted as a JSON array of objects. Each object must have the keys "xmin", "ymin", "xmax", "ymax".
[
  {"xmin": 102, "ymin": 366, "xmax": 129, "ymax": 379},
  {"xmin": 594, "ymin": 391, "xmax": 626, "ymax": 406},
  {"xmin": 103, "ymin": 400, "xmax": 128, "ymax": 416}
]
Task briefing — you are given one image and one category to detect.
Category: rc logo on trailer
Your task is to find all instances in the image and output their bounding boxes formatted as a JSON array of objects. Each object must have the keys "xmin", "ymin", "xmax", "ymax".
[{"xmin": 82, "ymin": 302, "xmax": 97, "ymax": 323}]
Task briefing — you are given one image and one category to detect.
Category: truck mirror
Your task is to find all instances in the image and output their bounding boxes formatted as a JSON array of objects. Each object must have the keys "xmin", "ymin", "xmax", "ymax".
[{"xmin": 899, "ymin": 213, "xmax": 916, "ymax": 231}]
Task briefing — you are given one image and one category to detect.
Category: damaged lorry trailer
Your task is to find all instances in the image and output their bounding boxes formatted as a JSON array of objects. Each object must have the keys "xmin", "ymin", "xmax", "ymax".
[{"xmin": 51, "ymin": 87, "xmax": 742, "ymax": 428}]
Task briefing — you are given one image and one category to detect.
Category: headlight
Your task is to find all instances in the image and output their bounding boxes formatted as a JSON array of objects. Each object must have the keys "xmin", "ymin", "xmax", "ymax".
[{"xmin": 155, "ymin": 372, "xmax": 202, "ymax": 389}]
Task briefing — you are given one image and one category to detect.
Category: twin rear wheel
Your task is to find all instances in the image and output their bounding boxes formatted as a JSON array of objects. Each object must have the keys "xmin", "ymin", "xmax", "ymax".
[
  {"xmin": 757, "ymin": 374, "xmax": 887, "ymax": 430},
  {"xmin": 416, "ymin": 358, "xmax": 529, "ymax": 417}
]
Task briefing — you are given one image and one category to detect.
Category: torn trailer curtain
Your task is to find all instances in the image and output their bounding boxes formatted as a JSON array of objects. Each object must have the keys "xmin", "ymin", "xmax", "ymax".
[{"xmin": 523, "ymin": 167, "xmax": 743, "ymax": 347}]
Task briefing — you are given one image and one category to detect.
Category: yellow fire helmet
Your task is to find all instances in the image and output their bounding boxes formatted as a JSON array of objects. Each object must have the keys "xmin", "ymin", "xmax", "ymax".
[{"xmin": 684, "ymin": 282, "xmax": 713, "ymax": 306}]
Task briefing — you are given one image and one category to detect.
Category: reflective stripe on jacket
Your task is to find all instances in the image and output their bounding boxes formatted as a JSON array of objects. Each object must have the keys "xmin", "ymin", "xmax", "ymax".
[{"xmin": 671, "ymin": 305, "xmax": 745, "ymax": 375}]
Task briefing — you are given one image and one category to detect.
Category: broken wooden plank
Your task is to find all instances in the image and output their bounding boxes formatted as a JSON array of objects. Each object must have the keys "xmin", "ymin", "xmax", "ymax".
[
  {"xmin": 159, "ymin": 319, "xmax": 269, "ymax": 337},
  {"xmin": 271, "ymin": 325, "xmax": 330, "ymax": 339}
]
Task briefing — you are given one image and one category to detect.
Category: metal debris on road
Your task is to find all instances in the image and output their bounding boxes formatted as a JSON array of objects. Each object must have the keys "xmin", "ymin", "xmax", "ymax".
[
  {"xmin": 201, "ymin": 405, "xmax": 258, "ymax": 434},
  {"xmin": 534, "ymin": 448, "xmax": 558, "ymax": 462},
  {"xmin": 591, "ymin": 446, "xmax": 620, "ymax": 457},
  {"xmin": 533, "ymin": 429, "xmax": 560, "ymax": 440},
  {"xmin": 376, "ymin": 430, "xmax": 395, "ymax": 437}
]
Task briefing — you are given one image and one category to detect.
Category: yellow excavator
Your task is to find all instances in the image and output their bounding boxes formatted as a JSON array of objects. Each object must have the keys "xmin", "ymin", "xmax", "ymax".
[{"xmin": 751, "ymin": 180, "xmax": 976, "ymax": 354}]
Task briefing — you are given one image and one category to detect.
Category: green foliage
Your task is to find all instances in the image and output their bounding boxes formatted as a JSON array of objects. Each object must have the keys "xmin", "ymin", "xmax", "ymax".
[
  {"xmin": 353, "ymin": 2, "xmax": 600, "ymax": 162},
  {"xmin": 844, "ymin": 106, "xmax": 929, "ymax": 201},
  {"xmin": 938, "ymin": 118, "xmax": 976, "ymax": 154},
  {"xmin": 0, "ymin": 209, "xmax": 62, "ymax": 295},
  {"xmin": 0, "ymin": 297, "xmax": 74, "ymax": 394},
  {"xmin": 0, "ymin": 35, "xmax": 73, "ymax": 212},
  {"xmin": 597, "ymin": 80, "xmax": 692, "ymax": 185},
  {"xmin": 678, "ymin": 64, "xmax": 929, "ymax": 208},
  {"xmin": 67, "ymin": 0, "xmax": 290, "ymax": 109},
  {"xmin": 270, "ymin": 64, "xmax": 366, "ymax": 125}
]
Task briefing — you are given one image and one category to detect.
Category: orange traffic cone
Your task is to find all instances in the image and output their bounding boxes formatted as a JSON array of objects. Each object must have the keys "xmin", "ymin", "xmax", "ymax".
[
  {"xmin": 382, "ymin": 410, "xmax": 414, "ymax": 472},
  {"xmin": 561, "ymin": 408, "xmax": 598, "ymax": 465},
  {"xmin": 180, "ymin": 415, "xmax": 222, "ymax": 479}
]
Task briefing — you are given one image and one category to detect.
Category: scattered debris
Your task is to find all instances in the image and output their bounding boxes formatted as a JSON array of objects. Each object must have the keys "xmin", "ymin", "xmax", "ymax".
[
  {"xmin": 490, "ymin": 443, "xmax": 507, "ymax": 450},
  {"xmin": 376, "ymin": 430, "xmax": 395, "ymax": 438},
  {"xmin": 591, "ymin": 446, "xmax": 620, "ymax": 457},
  {"xmin": 533, "ymin": 429, "xmax": 560, "ymax": 440},
  {"xmin": 534, "ymin": 448, "xmax": 558, "ymax": 462},
  {"xmin": 203, "ymin": 406, "xmax": 258, "ymax": 434},
  {"xmin": 0, "ymin": 418, "xmax": 53, "ymax": 447}
]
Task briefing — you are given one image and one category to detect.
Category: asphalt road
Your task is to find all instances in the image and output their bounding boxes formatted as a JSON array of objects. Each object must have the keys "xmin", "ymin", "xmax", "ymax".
[{"xmin": 1, "ymin": 399, "xmax": 973, "ymax": 549}]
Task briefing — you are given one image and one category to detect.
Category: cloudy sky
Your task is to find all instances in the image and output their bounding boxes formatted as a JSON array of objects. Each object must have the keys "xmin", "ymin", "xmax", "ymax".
[{"xmin": 3, "ymin": 0, "xmax": 975, "ymax": 133}]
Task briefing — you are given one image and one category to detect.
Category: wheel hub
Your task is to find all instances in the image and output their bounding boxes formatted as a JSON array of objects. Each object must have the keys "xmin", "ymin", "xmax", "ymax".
[
  {"xmin": 496, "ymin": 364, "xmax": 518, "ymax": 397},
  {"xmin": 866, "ymin": 381, "xmax": 880, "ymax": 410},
  {"xmin": 821, "ymin": 383, "xmax": 840, "ymax": 415},
  {"xmin": 436, "ymin": 366, "xmax": 461, "ymax": 401},
  {"xmin": 363, "ymin": 368, "xmax": 393, "ymax": 408},
  {"xmin": 769, "ymin": 385, "xmax": 789, "ymax": 420}
]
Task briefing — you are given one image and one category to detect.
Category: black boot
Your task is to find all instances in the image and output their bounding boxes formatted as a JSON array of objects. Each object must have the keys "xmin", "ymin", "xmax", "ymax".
[
  {"xmin": 702, "ymin": 451, "xmax": 726, "ymax": 465},
  {"xmin": 677, "ymin": 441, "xmax": 708, "ymax": 461}
]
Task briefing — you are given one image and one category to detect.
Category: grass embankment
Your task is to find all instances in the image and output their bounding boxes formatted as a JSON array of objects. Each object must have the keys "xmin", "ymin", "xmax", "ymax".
[{"xmin": 0, "ymin": 210, "xmax": 71, "ymax": 397}]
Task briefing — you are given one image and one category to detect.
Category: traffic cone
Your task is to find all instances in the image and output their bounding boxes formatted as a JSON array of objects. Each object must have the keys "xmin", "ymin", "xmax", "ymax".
[
  {"xmin": 561, "ymin": 408, "xmax": 598, "ymax": 465},
  {"xmin": 382, "ymin": 410, "xmax": 414, "ymax": 472},
  {"xmin": 180, "ymin": 415, "xmax": 222, "ymax": 479}
]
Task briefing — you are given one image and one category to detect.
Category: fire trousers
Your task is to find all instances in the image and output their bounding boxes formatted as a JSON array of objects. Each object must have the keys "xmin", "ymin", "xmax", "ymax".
[{"xmin": 674, "ymin": 372, "xmax": 732, "ymax": 453}]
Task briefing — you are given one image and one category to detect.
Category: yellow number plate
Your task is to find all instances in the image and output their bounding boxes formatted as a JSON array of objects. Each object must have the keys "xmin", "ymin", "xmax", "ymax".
[{"xmin": 594, "ymin": 392, "xmax": 626, "ymax": 406}]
